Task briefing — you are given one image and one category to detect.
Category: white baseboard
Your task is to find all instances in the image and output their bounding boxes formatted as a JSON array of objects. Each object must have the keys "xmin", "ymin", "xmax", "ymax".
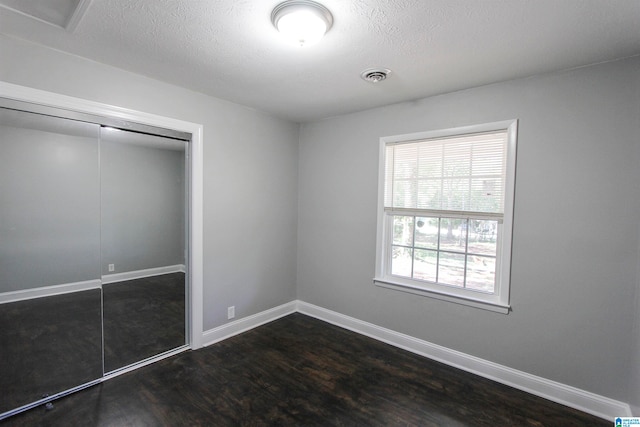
[
  {"xmin": 101, "ymin": 264, "xmax": 185, "ymax": 284},
  {"xmin": 202, "ymin": 301, "xmax": 297, "ymax": 347},
  {"xmin": 0, "ymin": 279, "xmax": 102, "ymax": 304},
  {"xmin": 296, "ymin": 300, "xmax": 632, "ymax": 421}
]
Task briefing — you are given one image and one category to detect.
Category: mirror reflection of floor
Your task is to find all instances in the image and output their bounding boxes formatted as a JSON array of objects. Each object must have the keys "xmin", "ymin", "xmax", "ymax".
[
  {"xmin": 103, "ymin": 272, "xmax": 186, "ymax": 372},
  {"xmin": 0, "ymin": 289, "xmax": 103, "ymax": 414},
  {"xmin": 0, "ymin": 272, "xmax": 186, "ymax": 416}
]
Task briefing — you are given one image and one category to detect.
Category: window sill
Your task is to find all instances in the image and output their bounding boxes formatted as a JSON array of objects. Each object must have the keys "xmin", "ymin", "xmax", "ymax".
[{"xmin": 373, "ymin": 278, "xmax": 510, "ymax": 314}]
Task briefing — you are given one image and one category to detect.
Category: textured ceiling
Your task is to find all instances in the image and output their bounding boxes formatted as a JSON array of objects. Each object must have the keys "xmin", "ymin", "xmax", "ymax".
[{"xmin": 0, "ymin": 0, "xmax": 639, "ymax": 122}]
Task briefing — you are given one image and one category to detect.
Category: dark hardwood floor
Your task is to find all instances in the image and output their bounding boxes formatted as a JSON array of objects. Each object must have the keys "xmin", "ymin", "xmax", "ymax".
[{"xmin": 1, "ymin": 313, "xmax": 608, "ymax": 426}]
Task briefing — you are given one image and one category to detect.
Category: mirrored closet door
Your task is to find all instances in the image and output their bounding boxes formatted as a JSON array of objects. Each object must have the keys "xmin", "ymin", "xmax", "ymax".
[
  {"xmin": 0, "ymin": 108, "xmax": 103, "ymax": 415},
  {"xmin": 100, "ymin": 127, "xmax": 187, "ymax": 373},
  {"xmin": 0, "ymin": 103, "xmax": 189, "ymax": 418}
]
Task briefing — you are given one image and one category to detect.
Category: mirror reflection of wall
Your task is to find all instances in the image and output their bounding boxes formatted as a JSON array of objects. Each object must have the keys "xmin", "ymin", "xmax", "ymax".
[
  {"xmin": 0, "ymin": 104, "xmax": 189, "ymax": 417},
  {"xmin": 0, "ymin": 109, "xmax": 101, "ymax": 292}
]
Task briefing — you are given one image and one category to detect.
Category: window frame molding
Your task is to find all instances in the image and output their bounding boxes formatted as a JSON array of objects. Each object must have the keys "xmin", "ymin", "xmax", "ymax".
[{"xmin": 374, "ymin": 120, "xmax": 518, "ymax": 314}]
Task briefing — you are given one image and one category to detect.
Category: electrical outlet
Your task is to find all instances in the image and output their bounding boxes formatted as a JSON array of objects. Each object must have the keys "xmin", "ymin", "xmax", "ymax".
[
  {"xmin": 227, "ymin": 306, "xmax": 235, "ymax": 320},
  {"xmin": 108, "ymin": 264, "xmax": 115, "ymax": 272}
]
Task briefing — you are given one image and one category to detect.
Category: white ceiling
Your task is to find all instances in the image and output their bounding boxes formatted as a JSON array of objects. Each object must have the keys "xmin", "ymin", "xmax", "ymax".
[{"xmin": 1, "ymin": 0, "xmax": 639, "ymax": 123}]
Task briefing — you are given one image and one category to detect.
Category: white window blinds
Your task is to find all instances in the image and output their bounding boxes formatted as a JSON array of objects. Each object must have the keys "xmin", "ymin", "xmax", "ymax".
[{"xmin": 384, "ymin": 131, "xmax": 508, "ymax": 215}]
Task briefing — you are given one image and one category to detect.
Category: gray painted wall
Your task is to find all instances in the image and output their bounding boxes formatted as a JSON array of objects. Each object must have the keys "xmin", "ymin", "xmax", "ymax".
[
  {"xmin": 0, "ymin": 110, "xmax": 100, "ymax": 292},
  {"xmin": 0, "ymin": 34, "xmax": 299, "ymax": 330},
  {"xmin": 101, "ymin": 130, "xmax": 185, "ymax": 275},
  {"xmin": 631, "ymin": 67, "xmax": 640, "ymax": 415},
  {"xmin": 633, "ymin": 267, "xmax": 640, "ymax": 414},
  {"xmin": 297, "ymin": 57, "xmax": 640, "ymax": 404}
]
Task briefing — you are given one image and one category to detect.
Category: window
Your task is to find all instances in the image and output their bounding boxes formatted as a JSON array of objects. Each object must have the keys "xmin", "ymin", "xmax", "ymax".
[{"xmin": 374, "ymin": 120, "xmax": 517, "ymax": 313}]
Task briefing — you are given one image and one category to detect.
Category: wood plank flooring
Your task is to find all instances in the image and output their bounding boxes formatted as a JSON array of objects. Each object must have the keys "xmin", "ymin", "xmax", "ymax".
[{"xmin": 1, "ymin": 313, "xmax": 609, "ymax": 426}]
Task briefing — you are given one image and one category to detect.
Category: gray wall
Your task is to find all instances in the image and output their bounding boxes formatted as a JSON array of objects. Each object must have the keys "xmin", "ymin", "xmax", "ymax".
[
  {"xmin": 101, "ymin": 131, "xmax": 185, "ymax": 275},
  {"xmin": 633, "ymin": 271, "xmax": 640, "ymax": 413},
  {"xmin": 631, "ymin": 68, "xmax": 640, "ymax": 414},
  {"xmin": 0, "ymin": 34, "xmax": 299, "ymax": 330},
  {"xmin": 0, "ymin": 110, "xmax": 100, "ymax": 292},
  {"xmin": 297, "ymin": 57, "xmax": 640, "ymax": 404}
]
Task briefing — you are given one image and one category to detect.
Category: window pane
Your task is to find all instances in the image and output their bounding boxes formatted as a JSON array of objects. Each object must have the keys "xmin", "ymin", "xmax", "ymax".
[
  {"xmin": 443, "ymin": 140, "xmax": 471, "ymax": 177},
  {"xmin": 468, "ymin": 220, "xmax": 498, "ymax": 256},
  {"xmin": 470, "ymin": 178, "xmax": 503, "ymax": 213},
  {"xmin": 393, "ymin": 144, "xmax": 418, "ymax": 179},
  {"xmin": 414, "ymin": 217, "xmax": 438, "ymax": 249},
  {"xmin": 392, "ymin": 216, "xmax": 414, "ymax": 246},
  {"xmin": 470, "ymin": 136, "xmax": 506, "ymax": 174},
  {"xmin": 466, "ymin": 255, "xmax": 496, "ymax": 293},
  {"xmin": 391, "ymin": 246, "xmax": 413, "ymax": 278},
  {"xmin": 438, "ymin": 252, "xmax": 465, "ymax": 287},
  {"xmin": 439, "ymin": 218, "xmax": 467, "ymax": 252},
  {"xmin": 417, "ymin": 143, "xmax": 442, "ymax": 178},
  {"xmin": 416, "ymin": 179, "xmax": 441, "ymax": 210},
  {"xmin": 414, "ymin": 249, "xmax": 437, "ymax": 282},
  {"xmin": 393, "ymin": 180, "xmax": 416, "ymax": 208},
  {"xmin": 385, "ymin": 129, "xmax": 508, "ymax": 215},
  {"xmin": 441, "ymin": 177, "xmax": 469, "ymax": 211}
]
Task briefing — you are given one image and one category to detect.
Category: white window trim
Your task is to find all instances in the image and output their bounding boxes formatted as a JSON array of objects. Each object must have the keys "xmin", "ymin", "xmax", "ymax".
[{"xmin": 374, "ymin": 120, "xmax": 518, "ymax": 314}]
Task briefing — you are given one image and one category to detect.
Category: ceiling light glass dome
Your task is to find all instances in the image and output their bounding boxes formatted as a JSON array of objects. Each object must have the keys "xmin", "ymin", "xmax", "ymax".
[{"xmin": 271, "ymin": 1, "xmax": 333, "ymax": 46}]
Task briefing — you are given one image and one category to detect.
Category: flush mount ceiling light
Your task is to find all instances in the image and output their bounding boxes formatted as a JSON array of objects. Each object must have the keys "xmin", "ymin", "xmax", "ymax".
[
  {"xmin": 271, "ymin": 0, "xmax": 333, "ymax": 46},
  {"xmin": 361, "ymin": 68, "xmax": 392, "ymax": 83}
]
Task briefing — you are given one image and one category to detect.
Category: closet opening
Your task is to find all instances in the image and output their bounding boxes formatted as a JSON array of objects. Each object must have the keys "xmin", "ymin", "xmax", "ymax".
[{"xmin": 0, "ymin": 85, "xmax": 204, "ymax": 420}]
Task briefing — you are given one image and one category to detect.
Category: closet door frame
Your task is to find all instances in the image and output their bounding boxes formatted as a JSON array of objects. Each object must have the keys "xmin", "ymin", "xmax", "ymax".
[{"xmin": 0, "ymin": 81, "xmax": 205, "ymax": 353}]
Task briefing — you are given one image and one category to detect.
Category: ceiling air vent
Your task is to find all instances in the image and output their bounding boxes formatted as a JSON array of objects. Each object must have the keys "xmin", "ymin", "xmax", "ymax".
[{"xmin": 360, "ymin": 68, "xmax": 392, "ymax": 83}]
